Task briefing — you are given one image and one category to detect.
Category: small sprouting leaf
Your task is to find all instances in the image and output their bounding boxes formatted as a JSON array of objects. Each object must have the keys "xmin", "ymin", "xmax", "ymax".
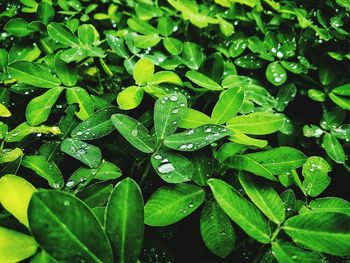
[
  {"xmin": 144, "ymin": 183, "xmax": 205, "ymax": 226},
  {"xmin": 322, "ymin": 133, "xmax": 346, "ymax": 163},
  {"xmin": 283, "ymin": 212, "xmax": 350, "ymax": 256},
  {"xmin": 238, "ymin": 173, "xmax": 285, "ymax": 224},
  {"xmin": 179, "ymin": 108, "xmax": 212, "ymax": 129},
  {"xmin": 26, "ymin": 87, "xmax": 64, "ymax": 126},
  {"xmin": 266, "ymin": 61, "xmax": 287, "ymax": 86},
  {"xmin": 105, "ymin": 178, "xmax": 144, "ymax": 263},
  {"xmin": 8, "ymin": 61, "xmax": 61, "ymax": 89},
  {"xmin": 111, "ymin": 114, "xmax": 156, "ymax": 153},
  {"xmin": 227, "ymin": 112, "xmax": 285, "ymax": 135},
  {"xmin": 151, "ymin": 151, "xmax": 193, "ymax": 183},
  {"xmin": 71, "ymin": 106, "xmax": 119, "ymax": 140},
  {"xmin": 163, "ymin": 124, "xmax": 232, "ymax": 151},
  {"xmin": 28, "ymin": 190, "xmax": 113, "ymax": 262},
  {"xmin": 66, "ymin": 87, "xmax": 94, "ymax": 121},
  {"xmin": 47, "ymin": 22, "xmax": 80, "ymax": 47},
  {"xmin": 302, "ymin": 156, "xmax": 331, "ymax": 197},
  {"xmin": 133, "ymin": 58, "xmax": 154, "ymax": 85},
  {"xmin": 208, "ymin": 179, "xmax": 271, "ymax": 243},
  {"xmin": 272, "ymin": 241, "xmax": 325, "ymax": 263},
  {"xmin": 154, "ymin": 93, "xmax": 187, "ymax": 140},
  {"xmin": 60, "ymin": 138, "xmax": 102, "ymax": 168},
  {"xmin": 22, "ymin": 156, "xmax": 64, "ymax": 189},
  {"xmin": 200, "ymin": 201, "xmax": 236, "ymax": 258},
  {"xmin": 226, "ymin": 147, "xmax": 307, "ymax": 181},
  {"xmin": 116, "ymin": 85, "xmax": 144, "ymax": 110},
  {"xmin": 211, "ymin": 87, "xmax": 245, "ymax": 124},
  {"xmin": 186, "ymin": 70, "xmax": 222, "ymax": 90},
  {"xmin": 0, "ymin": 175, "xmax": 36, "ymax": 227},
  {"xmin": 0, "ymin": 227, "xmax": 37, "ymax": 263}
]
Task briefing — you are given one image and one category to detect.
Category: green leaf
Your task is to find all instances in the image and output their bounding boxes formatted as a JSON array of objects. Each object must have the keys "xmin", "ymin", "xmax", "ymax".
[
  {"xmin": 133, "ymin": 58, "xmax": 154, "ymax": 85},
  {"xmin": 321, "ymin": 107, "xmax": 345, "ymax": 130},
  {"xmin": 163, "ymin": 37, "xmax": 183, "ymax": 55},
  {"xmin": 331, "ymin": 83, "xmax": 350, "ymax": 96},
  {"xmin": 186, "ymin": 70, "xmax": 222, "ymax": 90},
  {"xmin": 0, "ymin": 175, "xmax": 36, "ymax": 227},
  {"xmin": 37, "ymin": 2, "xmax": 54, "ymax": 25},
  {"xmin": 144, "ymin": 183, "xmax": 205, "ymax": 226},
  {"xmin": 179, "ymin": 108, "xmax": 212, "ymax": 129},
  {"xmin": 116, "ymin": 85, "xmax": 144, "ymax": 110},
  {"xmin": 77, "ymin": 181, "xmax": 113, "ymax": 208},
  {"xmin": 47, "ymin": 22, "xmax": 80, "ymax": 46},
  {"xmin": 329, "ymin": 92, "xmax": 350, "ymax": 110},
  {"xmin": 238, "ymin": 173, "xmax": 285, "ymax": 224},
  {"xmin": 105, "ymin": 178, "xmax": 144, "ymax": 263},
  {"xmin": 22, "ymin": 156, "xmax": 64, "ymax": 189},
  {"xmin": 26, "ymin": 87, "xmax": 64, "ymax": 126},
  {"xmin": 78, "ymin": 24, "xmax": 95, "ymax": 46},
  {"xmin": 111, "ymin": 114, "xmax": 155, "ymax": 153},
  {"xmin": 283, "ymin": 212, "xmax": 350, "ymax": 256},
  {"xmin": 164, "ymin": 124, "xmax": 233, "ymax": 151},
  {"xmin": 94, "ymin": 161, "xmax": 122, "ymax": 181},
  {"xmin": 0, "ymin": 103, "xmax": 11, "ymax": 117},
  {"xmin": 150, "ymin": 71, "xmax": 183, "ymax": 86},
  {"xmin": 190, "ymin": 149, "xmax": 213, "ymax": 186},
  {"xmin": 211, "ymin": 87, "xmax": 245, "ymax": 124},
  {"xmin": 0, "ymin": 148, "xmax": 23, "ymax": 163},
  {"xmin": 308, "ymin": 197, "xmax": 350, "ymax": 216},
  {"xmin": 133, "ymin": 34, "xmax": 161, "ymax": 49},
  {"xmin": 302, "ymin": 156, "xmax": 331, "ymax": 197},
  {"xmin": 229, "ymin": 130, "xmax": 268, "ymax": 148},
  {"xmin": 322, "ymin": 133, "xmax": 345, "ymax": 163},
  {"xmin": 157, "ymin": 17, "xmax": 176, "ymax": 37},
  {"xmin": 154, "ymin": 93, "xmax": 187, "ymax": 140},
  {"xmin": 8, "ymin": 61, "xmax": 61, "ymax": 89},
  {"xmin": 106, "ymin": 34, "xmax": 129, "ymax": 59},
  {"xmin": 266, "ymin": 61, "xmax": 287, "ymax": 86},
  {"xmin": 181, "ymin": 42, "xmax": 205, "ymax": 70},
  {"xmin": 208, "ymin": 179, "xmax": 271, "ymax": 243},
  {"xmin": 226, "ymin": 147, "xmax": 307, "ymax": 181},
  {"xmin": 4, "ymin": 18, "xmax": 33, "ymax": 37},
  {"xmin": 151, "ymin": 151, "xmax": 193, "ymax": 183},
  {"xmin": 66, "ymin": 87, "xmax": 94, "ymax": 121},
  {"xmin": 54, "ymin": 52, "xmax": 78, "ymax": 87},
  {"xmin": 200, "ymin": 201, "xmax": 235, "ymax": 258},
  {"xmin": 60, "ymin": 138, "xmax": 102, "ymax": 168},
  {"xmin": 71, "ymin": 107, "xmax": 119, "ymax": 140},
  {"xmin": 0, "ymin": 227, "xmax": 37, "ymax": 262},
  {"xmin": 227, "ymin": 112, "xmax": 285, "ymax": 135},
  {"xmin": 272, "ymin": 241, "xmax": 325, "ymax": 263},
  {"xmin": 5, "ymin": 122, "xmax": 61, "ymax": 143},
  {"xmin": 28, "ymin": 190, "xmax": 113, "ymax": 262},
  {"xmin": 275, "ymin": 84, "xmax": 297, "ymax": 112}
]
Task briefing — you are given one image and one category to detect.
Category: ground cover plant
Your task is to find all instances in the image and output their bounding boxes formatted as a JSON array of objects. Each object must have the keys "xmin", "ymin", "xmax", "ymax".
[{"xmin": 0, "ymin": 0, "xmax": 350, "ymax": 262}]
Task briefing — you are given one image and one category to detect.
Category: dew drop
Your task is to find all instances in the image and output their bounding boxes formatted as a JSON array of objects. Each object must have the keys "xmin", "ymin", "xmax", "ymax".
[{"xmin": 157, "ymin": 163, "xmax": 175, "ymax": 174}]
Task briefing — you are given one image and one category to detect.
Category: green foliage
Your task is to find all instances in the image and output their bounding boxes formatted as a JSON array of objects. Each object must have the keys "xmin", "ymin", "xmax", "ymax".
[{"xmin": 1, "ymin": 0, "xmax": 350, "ymax": 262}]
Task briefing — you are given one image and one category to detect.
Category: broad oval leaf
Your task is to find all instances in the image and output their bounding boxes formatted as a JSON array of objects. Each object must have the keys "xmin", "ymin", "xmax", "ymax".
[
  {"xmin": 0, "ymin": 227, "xmax": 37, "ymax": 262},
  {"xmin": 66, "ymin": 87, "xmax": 94, "ymax": 121},
  {"xmin": 308, "ymin": 197, "xmax": 350, "ymax": 216},
  {"xmin": 144, "ymin": 183, "xmax": 205, "ymax": 226},
  {"xmin": 154, "ymin": 93, "xmax": 187, "ymax": 140},
  {"xmin": 272, "ymin": 241, "xmax": 325, "ymax": 263},
  {"xmin": 239, "ymin": 173, "xmax": 285, "ymax": 224},
  {"xmin": 302, "ymin": 156, "xmax": 331, "ymax": 197},
  {"xmin": 8, "ymin": 61, "xmax": 61, "ymax": 89},
  {"xmin": 116, "ymin": 85, "xmax": 144, "ymax": 110},
  {"xmin": 0, "ymin": 175, "xmax": 36, "ymax": 227},
  {"xmin": 227, "ymin": 147, "xmax": 307, "ymax": 181},
  {"xmin": 283, "ymin": 212, "xmax": 350, "ymax": 256},
  {"xmin": 266, "ymin": 61, "xmax": 287, "ymax": 86},
  {"xmin": 211, "ymin": 87, "xmax": 245, "ymax": 124},
  {"xmin": 111, "ymin": 114, "xmax": 156, "ymax": 153},
  {"xmin": 133, "ymin": 58, "xmax": 154, "ymax": 85},
  {"xmin": 164, "ymin": 124, "xmax": 233, "ymax": 151},
  {"xmin": 185, "ymin": 70, "xmax": 222, "ymax": 90},
  {"xmin": 71, "ymin": 106, "xmax": 119, "ymax": 140},
  {"xmin": 26, "ymin": 87, "xmax": 64, "ymax": 126},
  {"xmin": 179, "ymin": 108, "xmax": 212, "ymax": 129},
  {"xmin": 163, "ymin": 37, "xmax": 183, "ymax": 55},
  {"xmin": 105, "ymin": 178, "xmax": 144, "ymax": 263},
  {"xmin": 208, "ymin": 179, "xmax": 271, "ymax": 243},
  {"xmin": 22, "ymin": 156, "xmax": 64, "ymax": 189},
  {"xmin": 227, "ymin": 112, "xmax": 285, "ymax": 135},
  {"xmin": 322, "ymin": 133, "xmax": 345, "ymax": 163},
  {"xmin": 54, "ymin": 52, "xmax": 78, "ymax": 87},
  {"xmin": 28, "ymin": 190, "xmax": 113, "ymax": 262},
  {"xmin": 60, "ymin": 138, "xmax": 102, "ymax": 168},
  {"xmin": 200, "ymin": 201, "xmax": 236, "ymax": 258},
  {"xmin": 47, "ymin": 22, "xmax": 80, "ymax": 47},
  {"xmin": 181, "ymin": 42, "xmax": 205, "ymax": 70},
  {"xmin": 151, "ymin": 151, "xmax": 193, "ymax": 183}
]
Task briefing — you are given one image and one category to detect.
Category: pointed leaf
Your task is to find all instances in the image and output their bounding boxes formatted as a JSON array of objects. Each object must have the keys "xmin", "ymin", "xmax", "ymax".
[
  {"xmin": 47, "ymin": 22, "xmax": 80, "ymax": 47},
  {"xmin": 186, "ymin": 70, "xmax": 222, "ymax": 90}
]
